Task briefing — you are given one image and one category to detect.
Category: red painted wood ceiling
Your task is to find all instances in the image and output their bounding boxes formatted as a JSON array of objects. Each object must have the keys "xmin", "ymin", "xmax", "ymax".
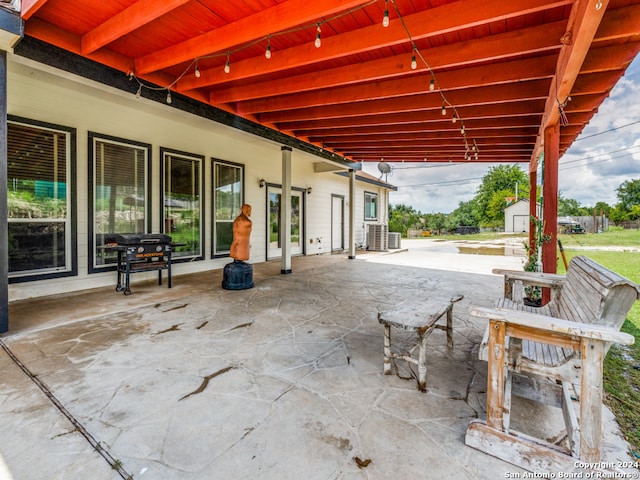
[{"xmin": 20, "ymin": 0, "xmax": 640, "ymax": 166}]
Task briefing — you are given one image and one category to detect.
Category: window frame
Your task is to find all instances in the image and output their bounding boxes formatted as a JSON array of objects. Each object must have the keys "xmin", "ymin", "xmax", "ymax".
[
  {"xmin": 211, "ymin": 158, "xmax": 245, "ymax": 258},
  {"xmin": 88, "ymin": 132, "xmax": 152, "ymax": 273},
  {"xmin": 364, "ymin": 191, "xmax": 379, "ymax": 221},
  {"xmin": 7, "ymin": 116, "xmax": 77, "ymax": 283},
  {"xmin": 160, "ymin": 147, "xmax": 205, "ymax": 262}
]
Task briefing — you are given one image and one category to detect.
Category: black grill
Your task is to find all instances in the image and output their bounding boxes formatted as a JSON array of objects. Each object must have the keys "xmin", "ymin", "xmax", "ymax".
[{"xmin": 104, "ymin": 233, "xmax": 177, "ymax": 295}]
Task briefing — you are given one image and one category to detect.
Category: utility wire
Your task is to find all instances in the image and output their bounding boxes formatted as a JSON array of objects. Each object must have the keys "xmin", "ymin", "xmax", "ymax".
[{"xmin": 573, "ymin": 120, "xmax": 640, "ymax": 142}]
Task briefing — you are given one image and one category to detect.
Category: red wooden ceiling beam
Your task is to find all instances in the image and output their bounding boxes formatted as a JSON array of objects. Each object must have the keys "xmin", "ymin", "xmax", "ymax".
[
  {"xmin": 297, "ymin": 117, "xmax": 542, "ymax": 138},
  {"xmin": 281, "ymin": 102, "xmax": 544, "ymax": 131},
  {"xmin": 592, "ymin": 3, "xmax": 640, "ymax": 42},
  {"xmin": 222, "ymin": 22, "xmax": 564, "ymax": 108},
  {"xmin": 177, "ymin": 0, "xmax": 570, "ymax": 92},
  {"xmin": 258, "ymin": 79, "xmax": 550, "ymax": 124},
  {"xmin": 218, "ymin": 6, "xmax": 636, "ymax": 111},
  {"xmin": 21, "ymin": 0, "xmax": 49, "ymax": 20},
  {"xmin": 342, "ymin": 145, "xmax": 533, "ymax": 154},
  {"xmin": 581, "ymin": 43, "xmax": 640, "ymax": 73},
  {"xmin": 308, "ymin": 126, "xmax": 538, "ymax": 140},
  {"xmin": 324, "ymin": 136, "xmax": 535, "ymax": 147},
  {"xmin": 563, "ymin": 92, "xmax": 609, "ymax": 112},
  {"xmin": 135, "ymin": 0, "xmax": 372, "ymax": 75},
  {"xmin": 81, "ymin": 0, "xmax": 192, "ymax": 56},
  {"xmin": 25, "ymin": 18, "xmax": 134, "ymax": 73},
  {"xmin": 570, "ymin": 70, "xmax": 624, "ymax": 95},
  {"xmin": 236, "ymin": 56, "xmax": 557, "ymax": 114},
  {"xmin": 352, "ymin": 154, "xmax": 531, "ymax": 163}
]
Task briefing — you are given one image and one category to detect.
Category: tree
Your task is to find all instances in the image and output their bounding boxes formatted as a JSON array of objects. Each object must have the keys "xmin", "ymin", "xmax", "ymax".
[
  {"xmin": 428, "ymin": 212, "xmax": 447, "ymax": 235},
  {"xmin": 557, "ymin": 194, "xmax": 583, "ymax": 216},
  {"xmin": 449, "ymin": 199, "xmax": 479, "ymax": 227},
  {"xmin": 485, "ymin": 189, "xmax": 513, "ymax": 228},
  {"xmin": 474, "ymin": 165, "xmax": 529, "ymax": 227},
  {"xmin": 388, "ymin": 204, "xmax": 423, "ymax": 236},
  {"xmin": 616, "ymin": 179, "xmax": 640, "ymax": 213},
  {"xmin": 593, "ymin": 201, "xmax": 612, "ymax": 217}
]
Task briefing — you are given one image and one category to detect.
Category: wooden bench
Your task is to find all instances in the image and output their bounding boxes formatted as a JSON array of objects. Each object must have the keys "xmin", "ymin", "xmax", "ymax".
[
  {"xmin": 378, "ymin": 295, "xmax": 463, "ymax": 391},
  {"xmin": 465, "ymin": 255, "xmax": 639, "ymax": 472}
]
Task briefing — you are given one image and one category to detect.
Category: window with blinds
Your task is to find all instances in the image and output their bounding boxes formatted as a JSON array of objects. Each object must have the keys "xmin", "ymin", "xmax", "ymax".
[
  {"xmin": 213, "ymin": 159, "xmax": 244, "ymax": 256},
  {"xmin": 161, "ymin": 148, "xmax": 203, "ymax": 260},
  {"xmin": 7, "ymin": 118, "xmax": 74, "ymax": 279},
  {"xmin": 89, "ymin": 133, "xmax": 150, "ymax": 270}
]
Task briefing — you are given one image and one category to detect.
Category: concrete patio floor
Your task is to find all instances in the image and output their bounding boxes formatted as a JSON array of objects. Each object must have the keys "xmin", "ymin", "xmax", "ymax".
[{"xmin": 1, "ymin": 240, "xmax": 636, "ymax": 479}]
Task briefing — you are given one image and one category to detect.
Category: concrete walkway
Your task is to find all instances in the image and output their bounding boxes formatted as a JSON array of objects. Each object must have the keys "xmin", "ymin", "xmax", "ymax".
[{"xmin": 1, "ymin": 242, "xmax": 635, "ymax": 479}]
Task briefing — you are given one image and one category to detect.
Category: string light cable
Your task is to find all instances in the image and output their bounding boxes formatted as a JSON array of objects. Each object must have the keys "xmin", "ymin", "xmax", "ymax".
[
  {"xmin": 387, "ymin": 0, "xmax": 474, "ymax": 160},
  {"xmin": 128, "ymin": 0, "xmax": 476, "ymax": 161},
  {"xmin": 127, "ymin": 0, "xmax": 378, "ymax": 100}
]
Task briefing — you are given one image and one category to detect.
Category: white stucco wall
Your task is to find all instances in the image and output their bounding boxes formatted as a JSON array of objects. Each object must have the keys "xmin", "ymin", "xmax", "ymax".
[{"xmin": 6, "ymin": 55, "xmax": 391, "ymax": 300}]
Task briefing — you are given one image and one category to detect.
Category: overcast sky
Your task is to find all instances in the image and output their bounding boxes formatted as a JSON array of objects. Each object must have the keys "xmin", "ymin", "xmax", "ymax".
[{"xmin": 362, "ymin": 55, "xmax": 640, "ymax": 214}]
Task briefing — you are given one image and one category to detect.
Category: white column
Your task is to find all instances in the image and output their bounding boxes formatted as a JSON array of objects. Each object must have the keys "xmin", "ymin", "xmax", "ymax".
[
  {"xmin": 348, "ymin": 169, "xmax": 356, "ymax": 259},
  {"xmin": 281, "ymin": 146, "xmax": 292, "ymax": 273}
]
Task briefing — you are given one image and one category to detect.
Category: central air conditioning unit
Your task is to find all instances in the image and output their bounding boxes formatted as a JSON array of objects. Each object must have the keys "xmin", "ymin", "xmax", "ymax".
[
  {"xmin": 367, "ymin": 224, "xmax": 388, "ymax": 251},
  {"xmin": 388, "ymin": 232, "xmax": 401, "ymax": 249}
]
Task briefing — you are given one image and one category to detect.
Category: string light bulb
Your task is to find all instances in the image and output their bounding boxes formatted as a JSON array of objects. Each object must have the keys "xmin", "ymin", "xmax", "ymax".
[
  {"xmin": 441, "ymin": 104, "xmax": 446, "ymax": 116},
  {"xmin": 460, "ymin": 125, "xmax": 465, "ymax": 135},
  {"xmin": 382, "ymin": 2, "xmax": 390, "ymax": 27},
  {"xmin": 136, "ymin": 85, "xmax": 142, "ymax": 98},
  {"xmin": 411, "ymin": 50, "xmax": 417, "ymax": 70},
  {"xmin": 194, "ymin": 60, "xmax": 201, "ymax": 78},
  {"xmin": 166, "ymin": 90, "xmax": 172, "ymax": 104},
  {"xmin": 265, "ymin": 35, "xmax": 272, "ymax": 59},
  {"xmin": 595, "ymin": 0, "xmax": 603, "ymax": 10},
  {"xmin": 224, "ymin": 51, "xmax": 230, "ymax": 73},
  {"xmin": 315, "ymin": 24, "xmax": 322, "ymax": 48},
  {"xmin": 452, "ymin": 113, "xmax": 457, "ymax": 123},
  {"xmin": 429, "ymin": 78, "xmax": 435, "ymax": 91}
]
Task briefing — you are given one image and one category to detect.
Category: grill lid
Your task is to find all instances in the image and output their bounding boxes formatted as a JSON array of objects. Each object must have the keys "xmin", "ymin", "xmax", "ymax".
[{"xmin": 110, "ymin": 233, "xmax": 172, "ymax": 245}]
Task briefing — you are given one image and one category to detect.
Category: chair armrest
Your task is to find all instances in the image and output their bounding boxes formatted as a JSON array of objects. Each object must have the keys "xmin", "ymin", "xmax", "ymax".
[
  {"xmin": 471, "ymin": 306, "xmax": 634, "ymax": 345},
  {"xmin": 492, "ymin": 269, "xmax": 566, "ymax": 288},
  {"xmin": 492, "ymin": 269, "xmax": 566, "ymax": 301}
]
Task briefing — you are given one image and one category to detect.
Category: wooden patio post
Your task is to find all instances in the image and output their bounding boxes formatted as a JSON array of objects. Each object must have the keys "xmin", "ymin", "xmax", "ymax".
[
  {"xmin": 542, "ymin": 124, "xmax": 559, "ymax": 288},
  {"xmin": 528, "ymin": 168, "xmax": 537, "ymax": 257}
]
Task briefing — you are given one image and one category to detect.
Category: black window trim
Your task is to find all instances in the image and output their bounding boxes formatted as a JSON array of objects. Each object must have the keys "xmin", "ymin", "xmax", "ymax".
[
  {"xmin": 88, "ymin": 132, "xmax": 152, "ymax": 274},
  {"xmin": 211, "ymin": 158, "xmax": 245, "ymax": 259},
  {"xmin": 7, "ymin": 115, "xmax": 77, "ymax": 284},
  {"xmin": 159, "ymin": 147, "xmax": 205, "ymax": 263}
]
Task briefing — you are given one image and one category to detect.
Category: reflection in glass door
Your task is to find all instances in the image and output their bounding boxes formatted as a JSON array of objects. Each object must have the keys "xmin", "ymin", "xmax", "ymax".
[{"xmin": 268, "ymin": 187, "xmax": 303, "ymax": 259}]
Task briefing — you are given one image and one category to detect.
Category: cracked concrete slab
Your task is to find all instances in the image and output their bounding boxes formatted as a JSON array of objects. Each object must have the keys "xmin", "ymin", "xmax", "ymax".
[{"xmin": 1, "ymin": 244, "xmax": 636, "ymax": 479}]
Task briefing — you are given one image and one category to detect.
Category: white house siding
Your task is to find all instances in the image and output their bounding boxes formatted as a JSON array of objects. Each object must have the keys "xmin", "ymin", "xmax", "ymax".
[
  {"xmin": 6, "ymin": 56, "xmax": 390, "ymax": 300},
  {"xmin": 504, "ymin": 200, "xmax": 534, "ymax": 233}
]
